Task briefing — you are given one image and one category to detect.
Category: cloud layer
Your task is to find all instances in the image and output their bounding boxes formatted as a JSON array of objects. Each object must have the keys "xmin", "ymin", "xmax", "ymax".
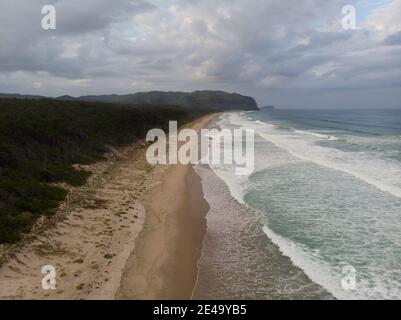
[{"xmin": 1, "ymin": 0, "xmax": 400, "ymax": 108}]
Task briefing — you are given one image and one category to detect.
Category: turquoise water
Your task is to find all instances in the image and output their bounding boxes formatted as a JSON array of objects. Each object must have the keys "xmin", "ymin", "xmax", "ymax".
[{"xmin": 207, "ymin": 109, "xmax": 401, "ymax": 300}]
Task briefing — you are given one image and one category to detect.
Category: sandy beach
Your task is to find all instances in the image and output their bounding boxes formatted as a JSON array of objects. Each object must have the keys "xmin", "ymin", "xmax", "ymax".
[
  {"xmin": 0, "ymin": 114, "xmax": 217, "ymax": 300},
  {"xmin": 116, "ymin": 114, "xmax": 215, "ymax": 300}
]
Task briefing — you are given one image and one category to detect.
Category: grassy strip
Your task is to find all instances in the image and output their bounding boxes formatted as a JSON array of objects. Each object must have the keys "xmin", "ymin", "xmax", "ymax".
[{"xmin": 0, "ymin": 98, "xmax": 208, "ymax": 243}]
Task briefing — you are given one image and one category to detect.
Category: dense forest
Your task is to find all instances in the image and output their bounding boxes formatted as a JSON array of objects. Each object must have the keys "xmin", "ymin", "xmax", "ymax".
[
  {"xmin": 0, "ymin": 98, "xmax": 208, "ymax": 243},
  {"xmin": 1, "ymin": 90, "xmax": 259, "ymax": 111}
]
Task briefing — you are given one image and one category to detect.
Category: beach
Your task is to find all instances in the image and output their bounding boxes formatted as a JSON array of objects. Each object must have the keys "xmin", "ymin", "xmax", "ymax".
[
  {"xmin": 116, "ymin": 114, "xmax": 214, "ymax": 300},
  {"xmin": 0, "ymin": 114, "xmax": 216, "ymax": 300}
]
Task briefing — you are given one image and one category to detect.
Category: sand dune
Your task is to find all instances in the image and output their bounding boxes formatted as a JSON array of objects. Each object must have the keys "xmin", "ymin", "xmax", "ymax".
[{"xmin": 0, "ymin": 114, "xmax": 217, "ymax": 300}]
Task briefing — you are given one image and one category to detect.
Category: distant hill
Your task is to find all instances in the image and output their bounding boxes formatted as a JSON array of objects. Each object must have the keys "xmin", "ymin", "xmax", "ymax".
[
  {"xmin": 261, "ymin": 105, "xmax": 275, "ymax": 109},
  {"xmin": 0, "ymin": 93, "xmax": 45, "ymax": 100},
  {"xmin": 60, "ymin": 91, "xmax": 259, "ymax": 111},
  {"xmin": 0, "ymin": 91, "xmax": 259, "ymax": 111}
]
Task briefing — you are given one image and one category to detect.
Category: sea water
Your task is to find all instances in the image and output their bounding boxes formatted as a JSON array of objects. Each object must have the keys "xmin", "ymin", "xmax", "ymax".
[{"xmin": 193, "ymin": 108, "xmax": 401, "ymax": 300}]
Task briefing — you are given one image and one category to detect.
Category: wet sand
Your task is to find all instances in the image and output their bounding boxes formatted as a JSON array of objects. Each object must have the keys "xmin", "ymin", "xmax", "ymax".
[
  {"xmin": 116, "ymin": 114, "xmax": 215, "ymax": 300},
  {"xmin": 192, "ymin": 164, "xmax": 332, "ymax": 300}
]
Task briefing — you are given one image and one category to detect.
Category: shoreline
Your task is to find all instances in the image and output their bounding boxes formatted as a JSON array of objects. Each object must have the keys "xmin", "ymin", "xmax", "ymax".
[
  {"xmin": 193, "ymin": 112, "xmax": 333, "ymax": 300},
  {"xmin": 116, "ymin": 114, "xmax": 217, "ymax": 300},
  {"xmin": 192, "ymin": 163, "xmax": 332, "ymax": 300}
]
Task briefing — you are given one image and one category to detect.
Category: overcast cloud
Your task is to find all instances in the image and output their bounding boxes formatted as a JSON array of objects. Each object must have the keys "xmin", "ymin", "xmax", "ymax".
[{"xmin": 0, "ymin": 0, "xmax": 400, "ymax": 108}]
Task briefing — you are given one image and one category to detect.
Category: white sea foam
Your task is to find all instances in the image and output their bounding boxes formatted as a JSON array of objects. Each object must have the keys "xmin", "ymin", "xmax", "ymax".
[
  {"xmin": 262, "ymin": 224, "xmax": 401, "ymax": 300},
  {"xmin": 227, "ymin": 114, "xmax": 401, "ymax": 199},
  {"xmin": 206, "ymin": 113, "xmax": 250, "ymax": 203},
  {"xmin": 262, "ymin": 225, "xmax": 353, "ymax": 300},
  {"xmin": 258, "ymin": 131, "xmax": 401, "ymax": 199},
  {"xmin": 255, "ymin": 120, "xmax": 269, "ymax": 126},
  {"xmin": 207, "ymin": 112, "xmax": 401, "ymax": 300},
  {"xmin": 294, "ymin": 129, "xmax": 339, "ymax": 141}
]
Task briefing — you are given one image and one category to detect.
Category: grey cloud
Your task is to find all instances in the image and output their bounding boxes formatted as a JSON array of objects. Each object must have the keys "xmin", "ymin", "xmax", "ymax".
[
  {"xmin": 54, "ymin": 0, "xmax": 154, "ymax": 34},
  {"xmin": 0, "ymin": 0, "xmax": 400, "ymax": 108},
  {"xmin": 384, "ymin": 31, "xmax": 401, "ymax": 45}
]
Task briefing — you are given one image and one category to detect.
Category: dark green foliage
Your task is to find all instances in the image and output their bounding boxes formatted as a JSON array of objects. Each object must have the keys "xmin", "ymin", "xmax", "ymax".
[
  {"xmin": 0, "ymin": 98, "xmax": 207, "ymax": 243},
  {"xmin": 1, "ymin": 90, "xmax": 259, "ymax": 111},
  {"xmin": 64, "ymin": 90, "xmax": 259, "ymax": 111}
]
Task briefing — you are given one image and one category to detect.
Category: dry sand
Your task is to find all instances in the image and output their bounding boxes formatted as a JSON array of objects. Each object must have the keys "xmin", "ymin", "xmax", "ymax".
[{"xmin": 0, "ymin": 114, "xmax": 217, "ymax": 300}]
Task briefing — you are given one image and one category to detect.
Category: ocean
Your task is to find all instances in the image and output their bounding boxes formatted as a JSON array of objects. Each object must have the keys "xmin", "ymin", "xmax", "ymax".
[{"xmin": 193, "ymin": 108, "xmax": 401, "ymax": 300}]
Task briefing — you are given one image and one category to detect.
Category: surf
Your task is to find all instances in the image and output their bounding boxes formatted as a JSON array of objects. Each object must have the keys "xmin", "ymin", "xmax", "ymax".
[{"xmin": 208, "ymin": 110, "xmax": 401, "ymax": 300}]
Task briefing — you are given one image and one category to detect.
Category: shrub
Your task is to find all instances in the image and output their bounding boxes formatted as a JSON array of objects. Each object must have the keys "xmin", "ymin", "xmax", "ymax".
[{"xmin": 0, "ymin": 98, "xmax": 208, "ymax": 243}]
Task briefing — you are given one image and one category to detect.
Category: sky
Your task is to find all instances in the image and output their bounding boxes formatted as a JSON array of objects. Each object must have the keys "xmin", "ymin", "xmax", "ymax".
[{"xmin": 0, "ymin": 0, "xmax": 400, "ymax": 108}]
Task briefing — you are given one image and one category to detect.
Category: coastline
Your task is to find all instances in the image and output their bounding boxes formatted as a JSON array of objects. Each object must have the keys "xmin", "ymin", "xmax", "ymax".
[
  {"xmin": 0, "ymin": 113, "xmax": 217, "ymax": 300},
  {"xmin": 116, "ymin": 114, "xmax": 217, "ymax": 300},
  {"xmin": 192, "ymin": 112, "xmax": 332, "ymax": 300},
  {"xmin": 192, "ymin": 163, "xmax": 332, "ymax": 300},
  {"xmin": 0, "ymin": 111, "xmax": 334, "ymax": 300}
]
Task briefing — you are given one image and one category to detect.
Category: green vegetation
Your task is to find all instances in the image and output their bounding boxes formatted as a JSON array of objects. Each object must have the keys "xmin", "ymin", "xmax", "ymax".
[
  {"xmin": 0, "ymin": 98, "xmax": 208, "ymax": 243},
  {"xmin": 1, "ymin": 90, "xmax": 260, "ymax": 111},
  {"xmin": 61, "ymin": 90, "xmax": 259, "ymax": 111}
]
